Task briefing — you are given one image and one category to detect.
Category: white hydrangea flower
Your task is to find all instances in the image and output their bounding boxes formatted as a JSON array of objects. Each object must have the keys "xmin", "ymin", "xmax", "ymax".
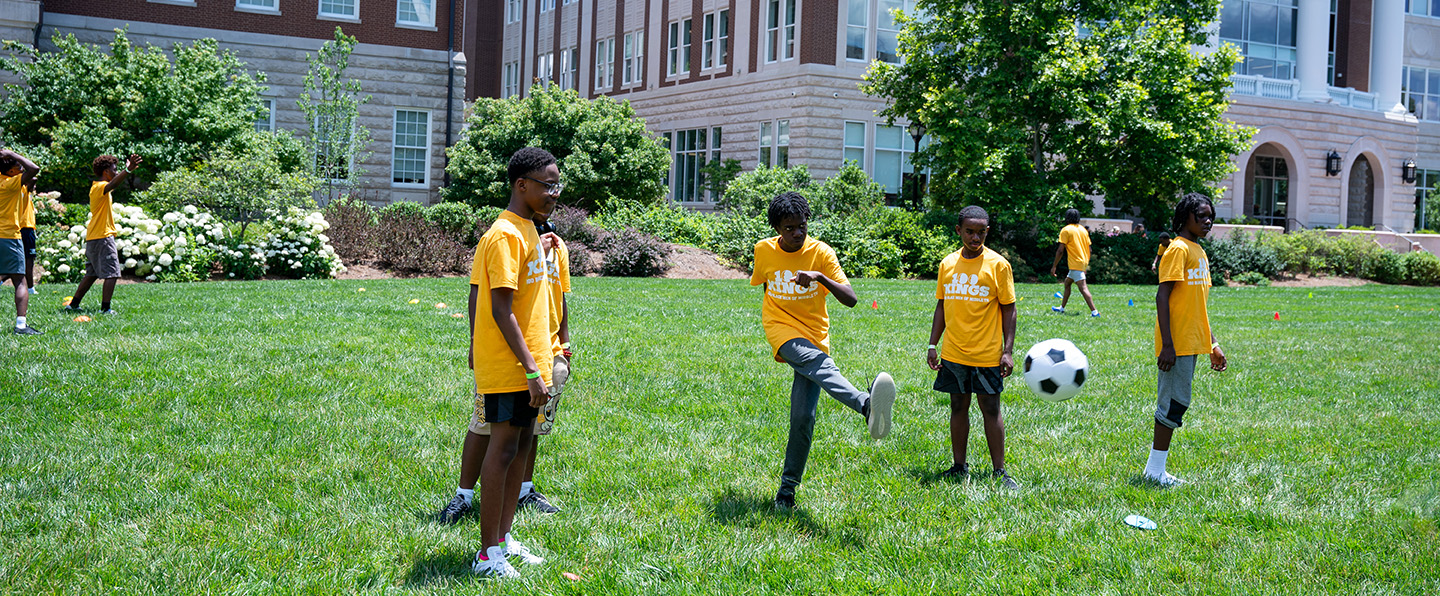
[
  {"xmin": 58, "ymin": 240, "xmax": 72, "ymax": 249},
  {"xmin": 124, "ymin": 258, "xmax": 137, "ymax": 269},
  {"xmin": 57, "ymin": 264, "xmax": 70, "ymax": 273},
  {"xmin": 159, "ymin": 254, "xmax": 174, "ymax": 266},
  {"xmin": 184, "ymin": 205, "xmax": 198, "ymax": 215}
]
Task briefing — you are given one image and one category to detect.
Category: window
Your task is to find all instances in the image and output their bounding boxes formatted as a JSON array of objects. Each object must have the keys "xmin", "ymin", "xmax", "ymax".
[
  {"xmin": 1403, "ymin": 65, "xmax": 1440, "ymax": 122},
  {"xmin": 668, "ymin": 19, "xmax": 692, "ymax": 76},
  {"xmin": 1250, "ymin": 154, "xmax": 1289, "ymax": 227},
  {"xmin": 537, "ymin": 52, "xmax": 554, "ymax": 87},
  {"xmin": 237, "ymin": 0, "xmax": 279, "ymax": 10},
  {"xmin": 255, "ymin": 99, "xmax": 275, "ymax": 133},
  {"xmin": 843, "ymin": 121, "xmax": 865, "ymax": 166},
  {"xmin": 1219, "ymin": 0, "xmax": 1299, "ymax": 80},
  {"xmin": 874, "ymin": 124, "xmax": 928, "ymax": 198},
  {"xmin": 702, "ymin": 10, "xmax": 729, "ymax": 70},
  {"xmin": 765, "ymin": 0, "xmax": 797, "ymax": 63},
  {"xmin": 539, "ymin": 0, "xmax": 554, "ymax": 12},
  {"xmin": 503, "ymin": 61, "xmax": 520, "ymax": 98},
  {"xmin": 758, "ymin": 119, "xmax": 789, "ymax": 168},
  {"xmin": 392, "ymin": 110, "xmax": 430, "ymax": 186},
  {"xmin": 506, "ymin": 0, "xmax": 520, "ymax": 23},
  {"xmin": 558, "ymin": 47, "xmax": 578, "ymax": 90},
  {"xmin": 877, "ymin": 0, "xmax": 917, "ymax": 63},
  {"xmin": 397, "ymin": 0, "xmax": 435, "ymax": 26},
  {"xmin": 319, "ymin": 0, "xmax": 358, "ymax": 18},
  {"xmin": 671, "ymin": 128, "xmax": 713, "ymax": 203},
  {"xmin": 1407, "ymin": 0, "xmax": 1440, "ymax": 17},
  {"xmin": 563, "ymin": 0, "xmax": 575, "ymax": 4},
  {"xmin": 595, "ymin": 38, "xmax": 614, "ymax": 91},
  {"xmin": 1416, "ymin": 169, "xmax": 1439, "ymax": 231},
  {"xmin": 847, "ymin": 0, "xmax": 868, "ymax": 61},
  {"xmin": 623, "ymin": 31, "xmax": 644, "ymax": 85}
]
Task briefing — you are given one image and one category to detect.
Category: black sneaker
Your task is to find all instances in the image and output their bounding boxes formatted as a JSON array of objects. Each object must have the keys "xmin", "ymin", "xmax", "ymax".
[
  {"xmin": 939, "ymin": 462, "xmax": 969, "ymax": 479},
  {"xmin": 994, "ymin": 469, "xmax": 1020, "ymax": 490},
  {"xmin": 13, "ymin": 326, "xmax": 42, "ymax": 336},
  {"xmin": 438, "ymin": 493, "xmax": 472, "ymax": 524},
  {"xmin": 518, "ymin": 490, "xmax": 560, "ymax": 514},
  {"xmin": 774, "ymin": 492, "xmax": 795, "ymax": 511},
  {"xmin": 62, "ymin": 305, "xmax": 82, "ymax": 313}
]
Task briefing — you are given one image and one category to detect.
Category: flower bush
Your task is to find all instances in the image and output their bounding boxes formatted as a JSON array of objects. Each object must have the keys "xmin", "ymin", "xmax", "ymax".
[
  {"xmin": 36, "ymin": 225, "xmax": 89, "ymax": 283},
  {"xmin": 261, "ymin": 207, "xmax": 346, "ymax": 279},
  {"xmin": 218, "ymin": 238, "xmax": 268, "ymax": 280}
]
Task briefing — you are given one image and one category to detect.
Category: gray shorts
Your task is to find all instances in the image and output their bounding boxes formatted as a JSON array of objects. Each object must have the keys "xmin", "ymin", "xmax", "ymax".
[
  {"xmin": 1156, "ymin": 355, "xmax": 1197, "ymax": 429},
  {"xmin": 1067, "ymin": 270, "xmax": 1086, "ymax": 282},
  {"xmin": 85, "ymin": 237, "xmax": 121, "ymax": 279},
  {"xmin": 934, "ymin": 359, "xmax": 1004, "ymax": 396},
  {"xmin": 0, "ymin": 238, "xmax": 22, "ymax": 275}
]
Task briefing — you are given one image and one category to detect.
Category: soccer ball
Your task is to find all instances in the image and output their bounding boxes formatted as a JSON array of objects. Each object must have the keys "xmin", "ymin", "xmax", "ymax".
[{"xmin": 1022, "ymin": 339, "xmax": 1090, "ymax": 402}]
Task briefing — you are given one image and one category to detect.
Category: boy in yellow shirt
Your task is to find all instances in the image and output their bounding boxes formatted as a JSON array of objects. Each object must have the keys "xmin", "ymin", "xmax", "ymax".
[
  {"xmin": 4, "ymin": 160, "xmax": 39, "ymax": 295},
  {"xmin": 0, "ymin": 149, "xmax": 41, "ymax": 335},
  {"xmin": 68, "ymin": 154, "xmax": 142, "ymax": 314},
  {"xmin": 462, "ymin": 147, "xmax": 559, "ymax": 579},
  {"xmin": 1049, "ymin": 208, "xmax": 1099, "ymax": 317},
  {"xmin": 926, "ymin": 206, "xmax": 1019, "ymax": 489},
  {"xmin": 1145, "ymin": 193, "xmax": 1228, "ymax": 486},
  {"xmin": 751, "ymin": 192, "xmax": 896, "ymax": 510}
]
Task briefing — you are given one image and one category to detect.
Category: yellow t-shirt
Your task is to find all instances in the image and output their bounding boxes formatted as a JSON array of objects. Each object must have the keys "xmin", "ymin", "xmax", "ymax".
[
  {"xmin": 0, "ymin": 175, "xmax": 22, "ymax": 240},
  {"xmin": 87, "ymin": 181, "xmax": 117, "ymax": 241},
  {"xmin": 547, "ymin": 238, "xmax": 571, "ymax": 356},
  {"xmin": 750, "ymin": 236, "xmax": 848, "ymax": 362},
  {"xmin": 1059, "ymin": 223, "xmax": 1091, "ymax": 271},
  {"xmin": 936, "ymin": 247, "xmax": 1017, "ymax": 367},
  {"xmin": 1155, "ymin": 241, "xmax": 1169, "ymax": 257},
  {"xmin": 1154, "ymin": 237, "xmax": 1212, "ymax": 357},
  {"xmin": 470, "ymin": 210, "xmax": 554, "ymax": 394},
  {"xmin": 20, "ymin": 185, "xmax": 36, "ymax": 230}
]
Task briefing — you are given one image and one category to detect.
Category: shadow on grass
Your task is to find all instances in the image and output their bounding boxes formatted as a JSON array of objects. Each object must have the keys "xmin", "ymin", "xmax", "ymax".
[
  {"xmin": 708, "ymin": 488, "xmax": 863, "ymax": 547},
  {"xmin": 402, "ymin": 549, "xmax": 475, "ymax": 588},
  {"xmin": 905, "ymin": 465, "xmax": 973, "ymax": 488}
]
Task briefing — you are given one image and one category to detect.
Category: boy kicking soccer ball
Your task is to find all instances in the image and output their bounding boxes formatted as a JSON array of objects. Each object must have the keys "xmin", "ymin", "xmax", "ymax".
[
  {"xmin": 1144, "ymin": 193, "xmax": 1227, "ymax": 486},
  {"xmin": 1050, "ymin": 208, "xmax": 1099, "ymax": 317},
  {"xmin": 751, "ymin": 191, "xmax": 896, "ymax": 510},
  {"xmin": 926, "ymin": 206, "xmax": 1020, "ymax": 489}
]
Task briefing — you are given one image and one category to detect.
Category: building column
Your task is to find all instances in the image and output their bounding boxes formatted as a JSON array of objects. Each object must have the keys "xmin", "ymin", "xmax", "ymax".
[
  {"xmin": 1370, "ymin": 0, "xmax": 1407, "ymax": 113},
  {"xmin": 1297, "ymin": 0, "xmax": 1332, "ymax": 102}
]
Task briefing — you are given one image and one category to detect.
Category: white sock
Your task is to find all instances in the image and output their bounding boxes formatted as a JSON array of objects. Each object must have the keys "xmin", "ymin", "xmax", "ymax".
[
  {"xmin": 519, "ymin": 481, "xmax": 534, "ymax": 497},
  {"xmin": 456, "ymin": 487, "xmax": 474, "ymax": 504},
  {"xmin": 1092, "ymin": 310, "xmax": 1100, "ymax": 315},
  {"xmin": 1144, "ymin": 448, "xmax": 1168, "ymax": 478},
  {"xmin": 16, "ymin": 316, "xmax": 26, "ymax": 329}
]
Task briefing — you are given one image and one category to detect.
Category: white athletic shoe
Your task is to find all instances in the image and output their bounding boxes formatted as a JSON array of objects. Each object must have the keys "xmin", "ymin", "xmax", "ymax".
[
  {"xmin": 1144, "ymin": 472, "xmax": 1186, "ymax": 487},
  {"xmin": 472, "ymin": 545, "xmax": 521, "ymax": 578},
  {"xmin": 504, "ymin": 532, "xmax": 545, "ymax": 565},
  {"xmin": 867, "ymin": 372, "xmax": 896, "ymax": 440}
]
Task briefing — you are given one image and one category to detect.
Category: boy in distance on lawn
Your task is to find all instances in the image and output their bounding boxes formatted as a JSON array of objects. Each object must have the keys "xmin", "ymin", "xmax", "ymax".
[
  {"xmin": 1050, "ymin": 208, "xmax": 1100, "ymax": 317},
  {"xmin": 462, "ymin": 147, "xmax": 559, "ymax": 579},
  {"xmin": 0, "ymin": 149, "xmax": 41, "ymax": 335},
  {"xmin": 0, "ymin": 159, "xmax": 39, "ymax": 295},
  {"xmin": 926, "ymin": 206, "xmax": 1020, "ymax": 489},
  {"xmin": 1145, "ymin": 193, "xmax": 1227, "ymax": 486},
  {"xmin": 1151, "ymin": 232, "xmax": 1172, "ymax": 272},
  {"xmin": 439, "ymin": 211, "xmax": 569, "ymax": 524},
  {"xmin": 751, "ymin": 191, "xmax": 897, "ymax": 511},
  {"xmin": 67, "ymin": 154, "xmax": 142, "ymax": 315}
]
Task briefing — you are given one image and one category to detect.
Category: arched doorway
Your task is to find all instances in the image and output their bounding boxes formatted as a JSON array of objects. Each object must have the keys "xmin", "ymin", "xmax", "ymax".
[
  {"xmin": 1245, "ymin": 144, "xmax": 1290, "ymax": 228},
  {"xmin": 1347, "ymin": 156, "xmax": 1375, "ymax": 227}
]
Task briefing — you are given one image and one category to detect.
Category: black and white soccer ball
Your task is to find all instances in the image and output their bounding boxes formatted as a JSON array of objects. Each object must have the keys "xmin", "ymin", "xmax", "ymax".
[{"xmin": 1022, "ymin": 338, "xmax": 1090, "ymax": 402}]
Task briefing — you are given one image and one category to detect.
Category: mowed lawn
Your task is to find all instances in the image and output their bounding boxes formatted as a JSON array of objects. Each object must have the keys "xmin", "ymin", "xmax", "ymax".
[{"xmin": 2, "ymin": 276, "xmax": 1439, "ymax": 595}]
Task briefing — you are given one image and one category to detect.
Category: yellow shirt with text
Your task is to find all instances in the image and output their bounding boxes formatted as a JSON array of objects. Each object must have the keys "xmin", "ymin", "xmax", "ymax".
[
  {"xmin": 936, "ymin": 247, "xmax": 1017, "ymax": 367},
  {"xmin": 1059, "ymin": 224, "xmax": 1091, "ymax": 271},
  {"xmin": 470, "ymin": 210, "xmax": 554, "ymax": 394},
  {"xmin": 547, "ymin": 238, "xmax": 571, "ymax": 356},
  {"xmin": 751, "ymin": 236, "xmax": 848, "ymax": 362},
  {"xmin": 0, "ymin": 175, "xmax": 23, "ymax": 239},
  {"xmin": 87, "ymin": 181, "xmax": 117, "ymax": 241},
  {"xmin": 1154, "ymin": 237, "xmax": 1212, "ymax": 357}
]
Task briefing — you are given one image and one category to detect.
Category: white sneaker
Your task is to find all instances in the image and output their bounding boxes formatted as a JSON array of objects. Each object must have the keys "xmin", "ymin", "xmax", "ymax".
[
  {"xmin": 472, "ymin": 545, "xmax": 521, "ymax": 578},
  {"xmin": 1144, "ymin": 471, "xmax": 1186, "ymax": 487},
  {"xmin": 867, "ymin": 372, "xmax": 896, "ymax": 440},
  {"xmin": 504, "ymin": 532, "xmax": 545, "ymax": 565}
]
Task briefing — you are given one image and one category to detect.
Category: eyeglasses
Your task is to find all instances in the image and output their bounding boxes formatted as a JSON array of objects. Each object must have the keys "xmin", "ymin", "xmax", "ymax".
[{"xmin": 523, "ymin": 176, "xmax": 565, "ymax": 196}]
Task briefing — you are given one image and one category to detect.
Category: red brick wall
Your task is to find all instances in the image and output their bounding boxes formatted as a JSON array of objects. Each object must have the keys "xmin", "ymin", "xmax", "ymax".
[
  {"xmin": 469, "ymin": 0, "xmax": 502, "ymax": 99},
  {"xmin": 800, "ymin": 0, "xmax": 835, "ymax": 65},
  {"xmin": 1336, "ymin": 0, "xmax": 1372, "ymax": 92},
  {"xmin": 44, "ymin": 0, "xmax": 452, "ymax": 51}
]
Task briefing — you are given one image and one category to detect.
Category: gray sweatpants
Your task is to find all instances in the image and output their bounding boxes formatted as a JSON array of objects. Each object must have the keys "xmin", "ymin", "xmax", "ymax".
[{"xmin": 777, "ymin": 338, "xmax": 870, "ymax": 496}]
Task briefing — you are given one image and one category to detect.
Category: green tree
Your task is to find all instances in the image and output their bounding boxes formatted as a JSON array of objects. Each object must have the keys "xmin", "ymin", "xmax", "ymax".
[
  {"xmin": 863, "ymin": 0, "xmax": 1253, "ymax": 230},
  {"xmin": 719, "ymin": 164, "xmax": 814, "ymax": 218},
  {"xmin": 298, "ymin": 27, "xmax": 371, "ymax": 206},
  {"xmin": 699, "ymin": 157, "xmax": 743, "ymax": 203},
  {"xmin": 443, "ymin": 85, "xmax": 670, "ymax": 211},
  {"xmin": 0, "ymin": 29, "xmax": 267, "ymax": 201}
]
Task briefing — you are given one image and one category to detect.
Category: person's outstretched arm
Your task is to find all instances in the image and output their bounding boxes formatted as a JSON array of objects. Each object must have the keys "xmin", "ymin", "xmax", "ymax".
[
  {"xmin": 104, "ymin": 154, "xmax": 143, "ymax": 194},
  {"xmin": 796, "ymin": 270, "xmax": 856, "ymax": 308}
]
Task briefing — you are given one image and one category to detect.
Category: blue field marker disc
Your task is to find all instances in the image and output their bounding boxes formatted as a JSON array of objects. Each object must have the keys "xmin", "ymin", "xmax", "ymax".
[{"xmin": 1124, "ymin": 515, "xmax": 1157, "ymax": 530}]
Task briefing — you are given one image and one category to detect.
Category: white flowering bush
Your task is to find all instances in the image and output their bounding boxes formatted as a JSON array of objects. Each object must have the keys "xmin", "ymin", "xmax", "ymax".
[
  {"xmin": 217, "ymin": 238, "xmax": 268, "ymax": 280},
  {"xmin": 36, "ymin": 203, "xmax": 228, "ymax": 283},
  {"xmin": 36, "ymin": 225, "xmax": 89, "ymax": 283},
  {"xmin": 261, "ymin": 207, "xmax": 346, "ymax": 279}
]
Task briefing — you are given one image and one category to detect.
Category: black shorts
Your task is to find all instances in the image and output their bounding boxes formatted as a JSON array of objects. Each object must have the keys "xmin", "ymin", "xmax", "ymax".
[
  {"xmin": 933, "ymin": 360, "xmax": 1005, "ymax": 396},
  {"xmin": 21, "ymin": 228, "xmax": 36, "ymax": 256},
  {"xmin": 484, "ymin": 390, "xmax": 540, "ymax": 427}
]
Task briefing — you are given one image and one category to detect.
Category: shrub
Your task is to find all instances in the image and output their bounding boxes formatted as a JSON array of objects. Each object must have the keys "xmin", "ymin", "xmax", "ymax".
[
  {"xmin": 811, "ymin": 215, "xmax": 904, "ymax": 279},
  {"xmin": 1233, "ymin": 271, "xmax": 1270, "ymax": 286},
  {"xmin": 705, "ymin": 212, "xmax": 772, "ymax": 271},
  {"xmin": 1202, "ymin": 230, "xmax": 1284, "ymax": 280},
  {"xmin": 36, "ymin": 203, "xmax": 230, "ymax": 283},
  {"xmin": 857, "ymin": 207, "xmax": 952, "ymax": 278},
  {"xmin": 600, "ymin": 227, "xmax": 672, "ymax": 277},
  {"xmin": 719, "ymin": 165, "xmax": 813, "ymax": 218},
  {"xmin": 321, "ymin": 196, "xmax": 379, "ymax": 263},
  {"xmin": 425, "ymin": 201, "xmax": 479, "ymax": 245},
  {"xmin": 567, "ymin": 241, "xmax": 597, "ymax": 276},
  {"xmin": 1403, "ymin": 251, "xmax": 1440, "ymax": 286},
  {"xmin": 35, "ymin": 225, "xmax": 88, "ymax": 283},
  {"xmin": 373, "ymin": 204, "xmax": 469, "ymax": 275},
  {"xmin": 261, "ymin": 208, "xmax": 346, "ymax": 279},
  {"xmin": 550, "ymin": 205, "xmax": 604, "ymax": 247},
  {"xmin": 593, "ymin": 200, "xmax": 713, "ymax": 246},
  {"xmin": 1367, "ymin": 250, "xmax": 1407, "ymax": 285},
  {"xmin": 476, "ymin": 206, "xmax": 503, "ymax": 232},
  {"xmin": 217, "ymin": 237, "xmax": 268, "ymax": 280},
  {"xmin": 811, "ymin": 162, "xmax": 884, "ymax": 220}
]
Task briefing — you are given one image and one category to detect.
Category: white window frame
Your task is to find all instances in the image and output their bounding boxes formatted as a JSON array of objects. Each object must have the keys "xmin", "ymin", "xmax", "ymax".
[
  {"xmin": 506, "ymin": 0, "xmax": 521, "ymax": 23},
  {"xmin": 558, "ymin": 46, "xmax": 578, "ymax": 90},
  {"xmin": 539, "ymin": 0, "xmax": 555, "ymax": 13},
  {"xmin": 595, "ymin": 37, "xmax": 615, "ymax": 91},
  {"xmin": 503, "ymin": 61, "xmax": 520, "ymax": 98},
  {"xmin": 256, "ymin": 98, "xmax": 276, "ymax": 133},
  {"xmin": 537, "ymin": 52, "xmax": 554, "ymax": 87},
  {"xmin": 623, "ymin": 31, "xmax": 644, "ymax": 85},
  {"xmin": 843, "ymin": 120, "xmax": 866, "ymax": 168},
  {"xmin": 702, "ymin": 10, "xmax": 729, "ymax": 70},
  {"xmin": 876, "ymin": 0, "xmax": 918, "ymax": 64},
  {"xmin": 671, "ymin": 127, "xmax": 713, "ymax": 203},
  {"xmin": 668, "ymin": 19, "xmax": 692, "ymax": 76},
  {"xmin": 1403, "ymin": 65, "xmax": 1440, "ymax": 122},
  {"xmin": 846, "ymin": 0, "xmax": 868, "ymax": 62},
  {"xmin": 391, "ymin": 109, "xmax": 431, "ymax": 188},
  {"xmin": 318, "ymin": 0, "xmax": 360, "ymax": 21},
  {"xmin": 236, "ymin": 0, "xmax": 281, "ymax": 14},
  {"xmin": 396, "ymin": 0, "xmax": 436, "ymax": 28},
  {"xmin": 758, "ymin": 119, "xmax": 790, "ymax": 167},
  {"xmin": 765, "ymin": 0, "xmax": 797, "ymax": 63},
  {"xmin": 1406, "ymin": 0, "xmax": 1440, "ymax": 18},
  {"xmin": 873, "ymin": 123, "xmax": 930, "ymax": 197}
]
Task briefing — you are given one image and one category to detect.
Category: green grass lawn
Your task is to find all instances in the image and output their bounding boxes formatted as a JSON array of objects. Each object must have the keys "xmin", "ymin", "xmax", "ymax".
[{"xmin": 3, "ymin": 277, "xmax": 1439, "ymax": 594}]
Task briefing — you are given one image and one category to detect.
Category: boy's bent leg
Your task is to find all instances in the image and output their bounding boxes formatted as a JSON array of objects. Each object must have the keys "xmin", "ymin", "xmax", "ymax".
[
  {"xmin": 1077, "ymin": 279, "xmax": 1098, "ymax": 313},
  {"xmin": 779, "ymin": 372, "xmax": 822, "ymax": 500},
  {"xmin": 71, "ymin": 275, "xmax": 97, "ymax": 307},
  {"xmin": 777, "ymin": 339, "xmax": 868, "ymax": 415}
]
